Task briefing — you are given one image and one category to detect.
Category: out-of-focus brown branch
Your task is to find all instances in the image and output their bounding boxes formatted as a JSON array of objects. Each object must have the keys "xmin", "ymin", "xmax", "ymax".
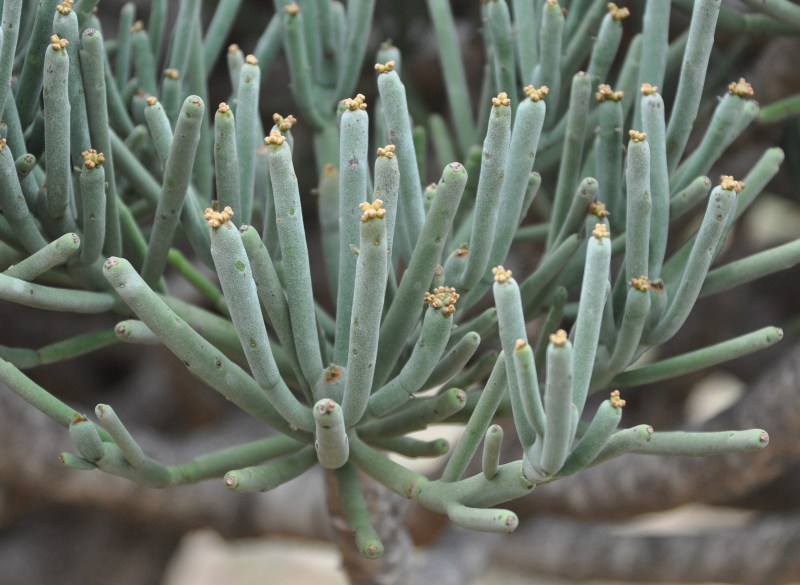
[
  {"xmin": 0, "ymin": 388, "xmax": 330, "ymax": 540},
  {"xmin": 496, "ymin": 512, "xmax": 800, "ymax": 585}
]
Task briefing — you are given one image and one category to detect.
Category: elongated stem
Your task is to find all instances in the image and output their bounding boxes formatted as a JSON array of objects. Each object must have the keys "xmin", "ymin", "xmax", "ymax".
[
  {"xmin": 640, "ymin": 90, "xmax": 670, "ymax": 278},
  {"xmin": 625, "ymin": 131, "xmax": 652, "ymax": 282},
  {"xmin": 80, "ymin": 28, "xmax": 122, "ymax": 256},
  {"xmin": 648, "ymin": 183, "xmax": 738, "ymax": 345},
  {"xmin": 141, "ymin": 96, "xmax": 204, "ymax": 287},
  {"xmin": 594, "ymin": 97, "xmax": 623, "ymax": 230},
  {"xmin": 737, "ymin": 0, "xmax": 800, "ymax": 29},
  {"xmin": 586, "ymin": 6, "xmax": 627, "ymax": 87},
  {"xmin": 424, "ymin": 0, "xmax": 474, "ymax": 153},
  {"xmin": 0, "ymin": 328, "xmax": 117, "ymax": 369},
  {"xmin": 334, "ymin": 0, "xmax": 376, "ymax": 101},
  {"xmin": 208, "ymin": 211, "xmax": 314, "ymax": 432},
  {"xmin": 335, "ymin": 464, "xmax": 384, "ymax": 559},
  {"xmin": 670, "ymin": 85, "xmax": 754, "ymax": 193},
  {"xmin": 611, "ymin": 326, "xmax": 783, "ymax": 387},
  {"xmin": 539, "ymin": 331, "xmax": 574, "ymax": 476},
  {"xmin": 513, "ymin": 0, "xmax": 537, "ymax": 85},
  {"xmin": 0, "ymin": 0, "xmax": 22, "ymax": 117},
  {"xmin": 493, "ymin": 268, "xmax": 536, "ymax": 450},
  {"xmin": 558, "ymin": 395, "xmax": 623, "ymax": 477},
  {"xmin": 376, "ymin": 65, "xmax": 425, "ymax": 253},
  {"xmin": 486, "ymin": 0, "xmax": 517, "ymax": 104},
  {"xmin": 465, "ymin": 89, "xmax": 547, "ymax": 311},
  {"xmin": 15, "ymin": 0, "xmax": 59, "ymax": 128},
  {"xmin": 281, "ymin": 5, "xmax": 328, "ymax": 130},
  {"xmin": 359, "ymin": 387, "xmax": 467, "ymax": 439},
  {"xmin": 536, "ymin": 0, "xmax": 563, "ymax": 114},
  {"xmin": 78, "ymin": 150, "xmax": 107, "ymax": 265},
  {"xmin": 572, "ymin": 224, "xmax": 611, "ymax": 415},
  {"xmin": 512, "ymin": 341, "xmax": 545, "ymax": 436},
  {"xmin": 266, "ymin": 133, "xmax": 323, "ymax": 383},
  {"xmin": 341, "ymin": 201, "xmax": 388, "ymax": 425},
  {"xmin": 334, "ymin": 99, "xmax": 370, "ymax": 365},
  {"xmin": 235, "ymin": 56, "xmax": 261, "ymax": 224},
  {"xmin": 425, "ymin": 330, "xmax": 481, "ymax": 391},
  {"xmin": 0, "ymin": 271, "xmax": 113, "ymax": 313},
  {"xmin": 459, "ymin": 94, "xmax": 512, "ymax": 294},
  {"xmin": 131, "ymin": 25, "xmax": 157, "ymax": 97},
  {"xmin": 95, "ymin": 404, "xmax": 146, "ymax": 468},
  {"xmin": 224, "ymin": 446, "xmax": 317, "ymax": 492},
  {"xmin": 700, "ymin": 239, "xmax": 800, "ymax": 297},
  {"xmin": 0, "ymin": 140, "xmax": 46, "ymax": 253},
  {"xmin": 374, "ymin": 162, "xmax": 466, "ymax": 386},
  {"xmin": 43, "ymin": 36, "xmax": 74, "ymax": 229},
  {"xmin": 549, "ymin": 72, "xmax": 591, "ymax": 246},
  {"xmin": 634, "ymin": 429, "xmax": 768, "ymax": 455},
  {"xmin": 202, "ymin": 0, "xmax": 244, "ymax": 73},
  {"xmin": 54, "ymin": 3, "xmax": 91, "ymax": 174},
  {"xmin": 367, "ymin": 291, "xmax": 456, "ymax": 419},
  {"xmin": 665, "ymin": 0, "xmax": 721, "ymax": 172},
  {"xmin": 103, "ymin": 257, "xmax": 304, "ymax": 437},
  {"xmin": 115, "ymin": 3, "xmax": 136, "ymax": 90},
  {"xmin": 213, "ymin": 103, "xmax": 240, "ymax": 212},
  {"xmin": 2, "ymin": 233, "xmax": 78, "ymax": 280}
]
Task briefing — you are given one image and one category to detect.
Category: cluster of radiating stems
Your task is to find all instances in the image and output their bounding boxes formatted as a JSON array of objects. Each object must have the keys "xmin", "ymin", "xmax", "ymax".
[{"xmin": 0, "ymin": 0, "xmax": 796, "ymax": 559}]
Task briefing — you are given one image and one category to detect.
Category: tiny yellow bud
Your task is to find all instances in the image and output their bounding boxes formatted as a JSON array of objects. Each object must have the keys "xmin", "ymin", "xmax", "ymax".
[
  {"xmin": 630, "ymin": 276, "xmax": 651, "ymax": 292},
  {"xmin": 549, "ymin": 329, "xmax": 568, "ymax": 347},
  {"xmin": 374, "ymin": 60, "xmax": 396, "ymax": 74},
  {"xmin": 264, "ymin": 130, "xmax": 286, "ymax": 146},
  {"xmin": 359, "ymin": 199, "xmax": 386, "ymax": 222},
  {"xmin": 629, "ymin": 129, "xmax": 647, "ymax": 142},
  {"xmin": 640, "ymin": 83, "xmax": 659, "ymax": 95},
  {"xmin": 344, "ymin": 94, "xmax": 367, "ymax": 111},
  {"xmin": 588, "ymin": 201, "xmax": 610, "ymax": 218},
  {"xmin": 377, "ymin": 144, "xmax": 396, "ymax": 158},
  {"xmin": 607, "ymin": 2, "xmax": 630, "ymax": 19},
  {"xmin": 524, "ymin": 85, "xmax": 549, "ymax": 102},
  {"xmin": 50, "ymin": 35, "xmax": 69, "ymax": 50},
  {"xmin": 728, "ymin": 77, "xmax": 754, "ymax": 98},
  {"xmin": 609, "ymin": 389, "xmax": 626, "ymax": 408},
  {"xmin": 492, "ymin": 92, "xmax": 511, "ymax": 107},
  {"xmin": 492, "ymin": 266, "xmax": 513, "ymax": 283},
  {"xmin": 720, "ymin": 175, "xmax": 745, "ymax": 193},
  {"xmin": 595, "ymin": 84, "xmax": 624, "ymax": 102},
  {"xmin": 592, "ymin": 223, "xmax": 610, "ymax": 239},
  {"xmin": 423, "ymin": 286, "xmax": 460, "ymax": 315},
  {"xmin": 204, "ymin": 205, "xmax": 235, "ymax": 229},
  {"xmin": 273, "ymin": 113, "xmax": 297, "ymax": 131}
]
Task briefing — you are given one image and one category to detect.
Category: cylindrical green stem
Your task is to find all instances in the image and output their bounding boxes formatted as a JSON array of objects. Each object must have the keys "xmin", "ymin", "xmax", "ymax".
[
  {"xmin": 141, "ymin": 96, "xmax": 205, "ymax": 287},
  {"xmin": 314, "ymin": 398, "xmax": 348, "ymax": 469},
  {"xmin": 209, "ymin": 214, "xmax": 314, "ymax": 432},
  {"xmin": 341, "ymin": 203, "xmax": 388, "ymax": 426},
  {"xmin": 335, "ymin": 464, "xmax": 384, "ymax": 559},
  {"xmin": 266, "ymin": 135, "xmax": 323, "ymax": 383}
]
